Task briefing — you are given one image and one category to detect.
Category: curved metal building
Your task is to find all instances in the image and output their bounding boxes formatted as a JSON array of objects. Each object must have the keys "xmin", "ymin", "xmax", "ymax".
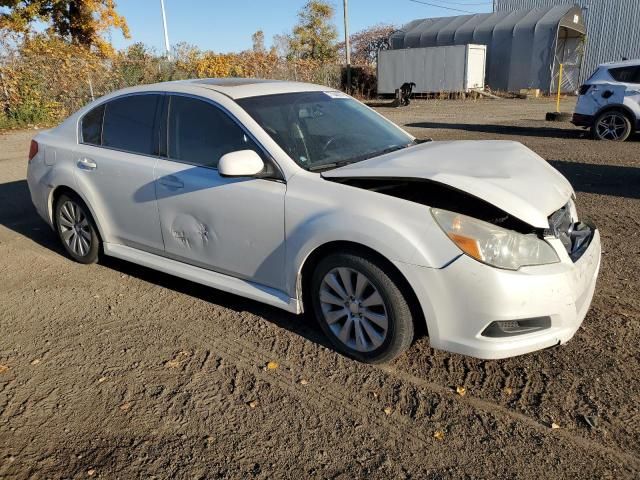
[
  {"xmin": 495, "ymin": 0, "xmax": 640, "ymax": 85},
  {"xmin": 389, "ymin": 5, "xmax": 586, "ymax": 93}
]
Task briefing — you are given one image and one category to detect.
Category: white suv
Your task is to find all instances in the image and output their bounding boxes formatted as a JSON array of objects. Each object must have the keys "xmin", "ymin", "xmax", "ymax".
[{"xmin": 573, "ymin": 60, "xmax": 640, "ymax": 141}]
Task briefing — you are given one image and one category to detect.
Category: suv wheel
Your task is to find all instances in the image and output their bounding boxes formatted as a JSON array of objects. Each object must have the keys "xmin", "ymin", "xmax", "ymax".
[
  {"xmin": 593, "ymin": 110, "xmax": 632, "ymax": 141},
  {"xmin": 310, "ymin": 252, "xmax": 414, "ymax": 363},
  {"xmin": 54, "ymin": 193, "xmax": 101, "ymax": 264}
]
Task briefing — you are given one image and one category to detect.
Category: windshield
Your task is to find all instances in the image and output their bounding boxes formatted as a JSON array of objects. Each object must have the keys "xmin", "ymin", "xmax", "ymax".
[{"xmin": 237, "ymin": 91, "xmax": 414, "ymax": 171}]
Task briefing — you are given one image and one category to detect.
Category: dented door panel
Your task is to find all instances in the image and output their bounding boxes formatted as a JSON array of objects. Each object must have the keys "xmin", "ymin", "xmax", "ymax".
[{"xmin": 154, "ymin": 160, "xmax": 286, "ymax": 290}]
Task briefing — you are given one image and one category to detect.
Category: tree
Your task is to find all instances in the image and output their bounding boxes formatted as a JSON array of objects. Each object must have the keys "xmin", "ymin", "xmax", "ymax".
[
  {"xmin": 0, "ymin": 0, "xmax": 130, "ymax": 55},
  {"xmin": 271, "ymin": 33, "xmax": 291, "ymax": 58},
  {"xmin": 346, "ymin": 24, "xmax": 396, "ymax": 66},
  {"xmin": 289, "ymin": 0, "xmax": 337, "ymax": 61},
  {"xmin": 251, "ymin": 30, "xmax": 266, "ymax": 53}
]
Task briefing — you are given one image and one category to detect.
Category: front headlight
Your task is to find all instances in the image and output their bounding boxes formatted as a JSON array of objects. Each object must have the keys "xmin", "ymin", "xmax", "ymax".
[{"xmin": 432, "ymin": 209, "xmax": 560, "ymax": 270}]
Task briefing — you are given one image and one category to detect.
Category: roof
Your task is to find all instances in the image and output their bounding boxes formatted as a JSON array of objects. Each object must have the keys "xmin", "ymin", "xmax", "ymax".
[
  {"xmin": 599, "ymin": 59, "xmax": 640, "ymax": 69},
  {"xmin": 131, "ymin": 78, "xmax": 332, "ymax": 99},
  {"xmin": 390, "ymin": 5, "xmax": 586, "ymax": 50},
  {"xmin": 388, "ymin": 5, "xmax": 586, "ymax": 92}
]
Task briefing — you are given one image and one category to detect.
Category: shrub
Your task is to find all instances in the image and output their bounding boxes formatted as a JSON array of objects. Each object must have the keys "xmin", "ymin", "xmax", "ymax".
[{"xmin": 0, "ymin": 34, "xmax": 344, "ymax": 130}]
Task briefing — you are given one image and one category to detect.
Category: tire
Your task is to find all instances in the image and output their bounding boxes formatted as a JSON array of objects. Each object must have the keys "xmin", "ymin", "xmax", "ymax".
[
  {"xmin": 309, "ymin": 252, "xmax": 415, "ymax": 364},
  {"xmin": 54, "ymin": 193, "xmax": 100, "ymax": 264},
  {"xmin": 545, "ymin": 112, "xmax": 572, "ymax": 122},
  {"xmin": 592, "ymin": 110, "xmax": 632, "ymax": 141}
]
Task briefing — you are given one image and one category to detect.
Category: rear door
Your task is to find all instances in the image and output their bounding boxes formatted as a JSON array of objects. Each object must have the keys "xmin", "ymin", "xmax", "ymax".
[
  {"xmin": 154, "ymin": 94, "xmax": 286, "ymax": 290},
  {"xmin": 627, "ymin": 67, "xmax": 640, "ymax": 119},
  {"xmin": 74, "ymin": 93, "xmax": 165, "ymax": 252},
  {"xmin": 609, "ymin": 66, "xmax": 640, "ymax": 121}
]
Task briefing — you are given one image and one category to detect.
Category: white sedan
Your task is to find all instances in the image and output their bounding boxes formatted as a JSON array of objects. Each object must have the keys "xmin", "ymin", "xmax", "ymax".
[{"xmin": 27, "ymin": 79, "xmax": 601, "ymax": 363}]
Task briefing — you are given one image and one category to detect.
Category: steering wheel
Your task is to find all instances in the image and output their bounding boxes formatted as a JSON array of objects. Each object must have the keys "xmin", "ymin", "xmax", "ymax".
[{"xmin": 321, "ymin": 134, "xmax": 354, "ymax": 154}]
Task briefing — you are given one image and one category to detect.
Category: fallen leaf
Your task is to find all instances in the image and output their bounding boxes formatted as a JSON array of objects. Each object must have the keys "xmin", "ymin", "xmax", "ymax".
[
  {"xmin": 433, "ymin": 430, "xmax": 445, "ymax": 441},
  {"xmin": 383, "ymin": 407, "xmax": 393, "ymax": 415},
  {"xmin": 165, "ymin": 351, "xmax": 192, "ymax": 369},
  {"xmin": 0, "ymin": 364, "xmax": 9, "ymax": 374},
  {"xmin": 504, "ymin": 387, "xmax": 513, "ymax": 395},
  {"xmin": 456, "ymin": 386, "xmax": 466, "ymax": 397},
  {"xmin": 551, "ymin": 422, "xmax": 561, "ymax": 429},
  {"xmin": 583, "ymin": 415, "xmax": 599, "ymax": 429},
  {"xmin": 266, "ymin": 361, "xmax": 279, "ymax": 370},
  {"xmin": 248, "ymin": 400, "xmax": 259, "ymax": 409}
]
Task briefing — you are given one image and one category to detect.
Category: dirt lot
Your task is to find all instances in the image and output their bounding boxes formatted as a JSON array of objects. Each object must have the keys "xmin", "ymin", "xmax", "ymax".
[{"xmin": 1, "ymin": 98, "xmax": 639, "ymax": 479}]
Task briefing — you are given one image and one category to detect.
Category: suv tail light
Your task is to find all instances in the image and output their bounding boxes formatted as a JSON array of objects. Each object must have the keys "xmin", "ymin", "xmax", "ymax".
[
  {"xmin": 28, "ymin": 140, "xmax": 39, "ymax": 162},
  {"xmin": 578, "ymin": 84, "xmax": 592, "ymax": 95}
]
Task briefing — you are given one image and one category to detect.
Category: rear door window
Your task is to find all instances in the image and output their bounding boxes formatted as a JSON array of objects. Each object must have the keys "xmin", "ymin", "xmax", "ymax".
[
  {"xmin": 102, "ymin": 94, "xmax": 162, "ymax": 155},
  {"xmin": 81, "ymin": 104, "xmax": 105, "ymax": 145},
  {"xmin": 167, "ymin": 95, "xmax": 259, "ymax": 168},
  {"xmin": 609, "ymin": 66, "xmax": 640, "ymax": 84}
]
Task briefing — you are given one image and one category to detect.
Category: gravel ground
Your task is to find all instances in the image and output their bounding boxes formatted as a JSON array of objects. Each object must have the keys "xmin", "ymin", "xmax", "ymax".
[{"xmin": 1, "ymin": 97, "xmax": 639, "ymax": 479}]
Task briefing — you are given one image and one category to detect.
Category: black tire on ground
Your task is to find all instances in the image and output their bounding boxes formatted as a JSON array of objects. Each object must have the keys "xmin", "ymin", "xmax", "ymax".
[
  {"xmin": 545, "ymin": 111, "xmax": 572, "ymax": 122},
  {"xmin": 309, "ymin": 252, "xmax": 415, "ymax": 364},
  {"xmin": 592, "ymin": 110, "xmax": 633, "ymax": 142},
  {"xmin": 54, "ymin": 193, "xmax": 101, "ymax": 264}
]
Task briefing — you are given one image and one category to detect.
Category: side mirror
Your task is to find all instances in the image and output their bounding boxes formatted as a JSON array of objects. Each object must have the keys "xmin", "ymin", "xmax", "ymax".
[{"xmin": 218, "ymin": 150, "xmax": 265, "ymax": 177}]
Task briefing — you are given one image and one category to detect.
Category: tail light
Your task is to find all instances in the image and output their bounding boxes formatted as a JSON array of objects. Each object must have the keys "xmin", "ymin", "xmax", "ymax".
[
  {"xmin": 28, "ymin": 140, "xmax": 39, "ymax": 162},
  {"xmin": 578, "ymin": 84, "xmax": 592, "ymax": 95}
]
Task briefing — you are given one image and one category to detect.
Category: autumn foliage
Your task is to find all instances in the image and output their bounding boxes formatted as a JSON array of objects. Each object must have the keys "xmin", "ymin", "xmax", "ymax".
[
  {"xmin": 0, "ymin": 35, "xmax": 341, "ymax": 128},
  {"xmin": 0, "ymin": 1, "xmax": 393, "ymax": 129},
  {"xmin": 0, "ymin": 0, "xmax": 130, "ymax": 55}
]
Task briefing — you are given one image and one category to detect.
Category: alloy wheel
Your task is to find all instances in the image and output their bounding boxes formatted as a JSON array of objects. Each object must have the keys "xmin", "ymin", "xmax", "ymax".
[
  {"xmin": 596, "ymin": 112, "xmax": 629, "ymax": 141},
  {"xmin": 319, "ymin": 267, "xmax": 389, "ymax": 353},
  {"xmin": 58, "ymin": 200, "xmax": 92, "ymax": 257}
]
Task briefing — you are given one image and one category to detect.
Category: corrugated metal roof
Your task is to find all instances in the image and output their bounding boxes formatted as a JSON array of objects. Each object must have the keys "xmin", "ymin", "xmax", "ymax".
[
  {"xmin": 495, "ymin": 0, "xmax": 640, "ymax": 82},
  {"xmin": 389, "ymin": 5, "xmax": 586, "ymax": 92}
]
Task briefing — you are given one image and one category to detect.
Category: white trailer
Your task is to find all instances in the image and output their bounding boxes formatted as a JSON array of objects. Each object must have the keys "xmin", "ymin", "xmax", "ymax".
[{"xmin": 377, "ymin": 44, "xmax": 487, "ymax": 94}]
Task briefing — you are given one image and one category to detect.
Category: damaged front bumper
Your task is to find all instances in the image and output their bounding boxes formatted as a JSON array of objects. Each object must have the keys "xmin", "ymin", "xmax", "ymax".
[{"xmin": 394, "ymin": 226, "xmax": 601, "ymax": 360}]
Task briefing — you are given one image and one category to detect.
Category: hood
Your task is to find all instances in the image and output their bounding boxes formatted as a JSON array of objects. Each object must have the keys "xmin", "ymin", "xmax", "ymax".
[{"xmin": 321, "ymin": 140, "xmax": 574, "ymax": 229}]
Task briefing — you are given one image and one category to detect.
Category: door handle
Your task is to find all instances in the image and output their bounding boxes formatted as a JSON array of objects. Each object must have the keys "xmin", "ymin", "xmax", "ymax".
[
  {"xmin": 159, "ymin": 175, "xmax": 184, "ymax": 190},
  {"xmin": 77, "ymin": 157, "xmax": 97, "ymax": 170}
]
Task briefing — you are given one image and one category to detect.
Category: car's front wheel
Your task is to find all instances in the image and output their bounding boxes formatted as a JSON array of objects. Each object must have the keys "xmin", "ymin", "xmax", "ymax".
[
  {"xmin": 310, "ymin": 252, "xmax": 415, "ymax": 363},
  {"xmin": 592, "ymin": 110, "xmax": 632, "ymax": 141},
  {"xmin": 54, "ymin": 193, "xmax": 101, "ymax": 264}
]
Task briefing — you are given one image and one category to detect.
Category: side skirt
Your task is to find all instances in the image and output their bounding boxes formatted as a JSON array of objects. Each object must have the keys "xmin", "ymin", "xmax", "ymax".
[{"xmin": 103, "ymin": 243, "xmax": 300, "ymax": 314}]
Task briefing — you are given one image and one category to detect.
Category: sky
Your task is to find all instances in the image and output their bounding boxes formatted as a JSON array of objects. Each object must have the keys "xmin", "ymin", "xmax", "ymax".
[{"xmin": 108, "ymin": 0, "xmax": 493, "ymax": 54}]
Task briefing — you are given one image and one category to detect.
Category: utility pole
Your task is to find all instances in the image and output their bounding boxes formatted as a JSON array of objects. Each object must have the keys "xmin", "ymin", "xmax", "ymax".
[
  {"xmin": 343, "ymin": 0, "xmax": 351, "ymax": 93},
  {"xmin": 160, "ymin": 0, "xmax": 171, "ymax": 59}
]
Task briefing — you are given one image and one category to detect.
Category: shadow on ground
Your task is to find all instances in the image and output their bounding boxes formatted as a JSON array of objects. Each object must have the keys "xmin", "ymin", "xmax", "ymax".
[
  {"xmin": 1, "ymin": 159, "xmax": 637, "ymax": 353},
  {"xmin": 549, "ymin": 160, "xmax": 640, "ymax": 200},
  {"xmin": 0, "ymin": 179, "xmax": 330, "ymax": 350},
  {"xmin": 404, "ymin": 121, "xmax": 640, "ymax": 143}
]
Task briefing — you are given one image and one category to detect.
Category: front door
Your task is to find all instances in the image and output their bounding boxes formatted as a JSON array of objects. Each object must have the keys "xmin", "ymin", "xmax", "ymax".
[{"xmin": 154, "ymin": 95, "xmax": 286, "ymax": 290}]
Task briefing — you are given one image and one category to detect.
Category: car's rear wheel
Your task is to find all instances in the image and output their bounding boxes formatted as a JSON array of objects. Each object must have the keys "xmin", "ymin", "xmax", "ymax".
[
  {"xmin": 54, "ymin": 193, "xmax": 100, "ymax": 264},
  {"xmin": 592, "ymin": 110, "xmax": 632, "ymax": 141},
  {"xmin": 310, "ymin": 252, "xmax": 414, "ymax": 363}
]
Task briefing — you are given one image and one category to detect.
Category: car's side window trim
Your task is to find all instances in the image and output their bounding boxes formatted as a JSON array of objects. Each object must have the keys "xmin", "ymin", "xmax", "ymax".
[
  {"xmin": 163, "ymin": 92, "xmax": 285, "ymax": 181},
  {"xmin": 77, "ymin": 92, "xmax": 166, "ymax": 160},
  {"xmin": 79, "ymin": 103, "xmax": 105, "ymax": 146},
  {"xmin": 77, "ymin": 90, "xmax": 285, "ymax": 181}
]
